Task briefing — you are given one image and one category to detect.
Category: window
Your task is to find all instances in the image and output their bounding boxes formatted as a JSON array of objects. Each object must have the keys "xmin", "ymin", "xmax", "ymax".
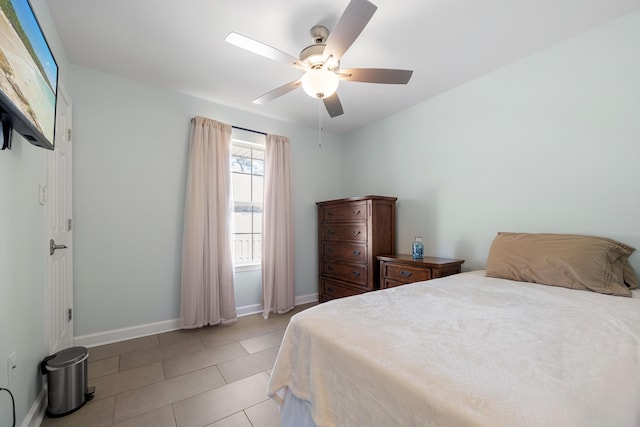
[{"xmin": 230, "ymin": 135, "xmax": 265, "ymax": 269}]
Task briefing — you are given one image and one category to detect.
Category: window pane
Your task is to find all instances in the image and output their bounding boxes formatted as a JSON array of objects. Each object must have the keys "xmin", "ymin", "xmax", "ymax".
[
  {"xmin": 253, "ymin": 234, "xmax": 262, "ymax": 262},
  {"xmin": 252, "ymin": 158, "xmax": 264, "ymax": 176},
  {"xmin": 231, "ymin": 151, "xmax": 252, "ymax": 173},
  {"xmin": 252, "ymin": 175, "xmax": 263, "ymax": 203},
  {"xmin": 233, "ymin": 206, "xmax": 253, "ymax": 233},
  {"xmin": 231, "ymin": 140, "xmax": 265, "ymax": 266},
  {"xmin": 232, "ymin": 233, "xmax": 253, "ymax": 264},
  {"xmin": 253, "ymin": 208, "xmax": 262, "ymax": 233},
  {"xmin": 232, "ymin": 173, "xmax": 251, "ymax": 202},
  {"xmin": 252, "ymin": 148, "xmax": 265, "ymax": 160}
]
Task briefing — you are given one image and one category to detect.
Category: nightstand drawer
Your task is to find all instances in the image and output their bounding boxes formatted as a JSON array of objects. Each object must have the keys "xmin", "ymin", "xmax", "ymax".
[
  {"xmin": 384, "ymin": 279, "xmax": 416, "ymax": 289},
  {"xmin": 322, "ymin": 242, "xmax": 367, "ymax": 262},
  {"xmin": 384, "ymin": 264, "xmax": 431, "ymax": 283},
  {"xmin": 321, "ymin": 201, "xmax": 367, "ymax": 222},
  {"xmin": 321, "ymin": 223, "xmax": 367, "ymax": 241}
]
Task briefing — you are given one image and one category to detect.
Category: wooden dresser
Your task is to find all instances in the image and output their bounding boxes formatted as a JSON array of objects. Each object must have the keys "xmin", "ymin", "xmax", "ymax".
[
  {"xmin": 377, "ymin": 254, "xmax": 465, "ymax": 289},
  {"xmin": 317, "ymin": 196, "xmax": 397, "ymax": 302}
]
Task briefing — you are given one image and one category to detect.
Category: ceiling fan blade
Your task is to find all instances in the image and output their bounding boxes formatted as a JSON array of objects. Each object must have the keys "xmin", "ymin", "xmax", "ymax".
[
  {"xmin": 323, "ymin": 0, "xmax": 377, "ymax": 63},
  {"xmin": 252, "ymin": 80, "xmax": 301, "ymax": 105},
  {"xmin": 323, "ymin": 93, "xmax": 344, "ymax": 118},
  {"xmin": 339, "ymin": 68, "xmax": 413, "ymax": 84},
  {"xmin": 225, "ymin": 32, "xmax": 303, "ymax": 68}
]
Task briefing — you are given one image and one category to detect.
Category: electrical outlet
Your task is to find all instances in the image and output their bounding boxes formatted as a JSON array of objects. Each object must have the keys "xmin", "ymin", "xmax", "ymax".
[{"xmin": 7, "ymin": 352, "xmax": 16, "ymax": 386}]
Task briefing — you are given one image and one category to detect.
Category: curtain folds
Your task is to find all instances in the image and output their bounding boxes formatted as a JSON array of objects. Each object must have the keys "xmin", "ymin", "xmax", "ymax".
[
  {"xmin": 262, "ymin": 134, "xmax": 295, "ymax": 319},
  {"xmin": 180, "ymin": 116, "xmax": 237, "ymax": 328}
]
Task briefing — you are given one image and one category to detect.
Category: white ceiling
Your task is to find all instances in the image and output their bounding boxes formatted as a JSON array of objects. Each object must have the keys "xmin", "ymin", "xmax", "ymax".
[{"xmin": 46, "ymin": 0, "xmax": 640, "ymax": 135}]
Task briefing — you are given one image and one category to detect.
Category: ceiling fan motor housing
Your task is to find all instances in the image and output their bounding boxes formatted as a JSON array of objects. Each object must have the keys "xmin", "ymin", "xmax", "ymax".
[
  {"xmin": 300, "ymin": 25, "xmax": 340, "ymax": 70},
  {"xmin": 300, "ymin": 44, "xmax": 326, "ymax": 68}
]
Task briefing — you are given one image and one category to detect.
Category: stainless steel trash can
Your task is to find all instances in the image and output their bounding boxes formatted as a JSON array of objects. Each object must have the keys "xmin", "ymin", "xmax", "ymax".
[{"xmin": 40, "ymin": 346, "xmax": 94, "ymax": 417}]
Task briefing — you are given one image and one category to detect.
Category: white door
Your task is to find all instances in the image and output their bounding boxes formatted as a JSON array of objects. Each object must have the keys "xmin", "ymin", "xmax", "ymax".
[{"xmin": 47, "ymin": 84, "xmax": 73, "ymax": 354}]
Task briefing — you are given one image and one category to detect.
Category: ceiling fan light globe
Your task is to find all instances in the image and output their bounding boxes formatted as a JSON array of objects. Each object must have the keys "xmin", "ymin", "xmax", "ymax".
[{"xmin": 301, "ymin": 68, "xmax": 339, "ymax": 99}]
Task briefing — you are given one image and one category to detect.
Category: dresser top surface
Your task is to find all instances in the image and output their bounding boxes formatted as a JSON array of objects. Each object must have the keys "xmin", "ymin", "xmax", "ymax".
[
  {"xmin": 317, "ymin": 195, "xmax": 397, "ymax": 206},
  {"xmin": 377, "ymin": 254, "xmax": 465, "ymax": 267}
]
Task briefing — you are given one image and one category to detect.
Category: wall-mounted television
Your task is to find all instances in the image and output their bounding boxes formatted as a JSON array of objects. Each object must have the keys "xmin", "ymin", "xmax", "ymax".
[{"xmin": 0, "ymin": 0, "xmax": 58, "ymax": 150}]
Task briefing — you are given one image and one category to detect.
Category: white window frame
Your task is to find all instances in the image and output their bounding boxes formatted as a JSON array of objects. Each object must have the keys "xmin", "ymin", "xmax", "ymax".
[{"xmin": 230, "ymin": 131, "xmax": 265, "ymax": 272}]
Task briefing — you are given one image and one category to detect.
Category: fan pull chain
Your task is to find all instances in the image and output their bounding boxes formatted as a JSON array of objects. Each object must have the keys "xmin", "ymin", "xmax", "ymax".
[{"xmin": 318, "ymin": 98, "xmax": 323, "ymax": 148}]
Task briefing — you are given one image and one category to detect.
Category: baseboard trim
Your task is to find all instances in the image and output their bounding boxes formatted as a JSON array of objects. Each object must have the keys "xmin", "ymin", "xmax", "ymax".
[
  {"xmin": 235, "ymin": 293, "xmax": 319, "ymax": 317},
  {"xmin": 295, "ymin": 293, "xmax": 319, "ymax": 306},
  {"xmin": 21, "ymin": 385, "xmax": 46, "ymax": 427},
  {"xmin": 74, "ymin": 293, "xmax": 319, "ymax": 348},
  {"xmin": 74, "ymin": 319, "xmax": 181, "ymax": 348},
  {"xmin": 236, "ymin": 303, "xmax": 262, "ymax": 317}
]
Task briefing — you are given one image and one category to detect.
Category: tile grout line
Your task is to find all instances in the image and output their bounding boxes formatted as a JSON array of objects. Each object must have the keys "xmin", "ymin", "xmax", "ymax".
[
  {"xmin": 244, "ymin": 409, "xmax": 257, "ymax": 427},
  {"xmin": 171, "ymin": 403, "xmax": 178, "ymax": 427},
  {"xmin": 110, "ymin": 393, "xmax": 116, "ymax": 426}
]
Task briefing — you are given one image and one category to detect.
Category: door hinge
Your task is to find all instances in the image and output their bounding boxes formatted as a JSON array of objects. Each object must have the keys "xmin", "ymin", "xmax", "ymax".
[
  {"xmin": 67, "ymin": 308, "xmax": 72, "ymax": 321},
  {"xmin": 67, "ymin": 128, "xmax": 72, "ymax": 142},
  {"xmin": 68, "ymin": 218, "xmax": 72, "ymax": 231}
]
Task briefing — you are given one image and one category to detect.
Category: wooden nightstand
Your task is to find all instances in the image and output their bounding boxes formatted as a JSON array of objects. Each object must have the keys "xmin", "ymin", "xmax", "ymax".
[{"xmin": 377, "ymin": 254, "xmax": 465, "ymax": 289}]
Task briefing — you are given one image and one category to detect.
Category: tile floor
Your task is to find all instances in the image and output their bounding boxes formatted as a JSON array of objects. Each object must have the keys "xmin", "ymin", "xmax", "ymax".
[{"xmin": 41, "ymin": 303, "xmax": 315, "ymax": 427}]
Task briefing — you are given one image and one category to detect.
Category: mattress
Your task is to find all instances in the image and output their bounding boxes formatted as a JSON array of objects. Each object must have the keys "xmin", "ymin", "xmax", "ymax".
[{"xmin": 268, "ymin": 271, "xmax": 640, "ymax": 427}]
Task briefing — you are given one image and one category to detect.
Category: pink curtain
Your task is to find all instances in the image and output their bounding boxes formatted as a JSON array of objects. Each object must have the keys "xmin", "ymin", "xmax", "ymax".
[
  {"xmin": 262, "ymin": 134, "xmax": 295, "ymax": 319},
  {"xmin": 180, "ymin": 117, "xmax": 237, "ymax": 328}
]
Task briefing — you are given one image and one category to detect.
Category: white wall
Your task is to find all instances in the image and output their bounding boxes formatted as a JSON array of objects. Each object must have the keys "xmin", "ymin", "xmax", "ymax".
[
  {"xmin": 0, "ymin": 0, "xmax": 70, "ymax": 424},
  {"xmin": 0, "ymin": 141, "xmax": 48, "ymax": 426},
  {"xmin": 341, "ymin": 10, "xmax": 640, "ymax": 271},
  {"xmin": 68, "ymin": 65, "xmax": 342, "ymax": 336}
]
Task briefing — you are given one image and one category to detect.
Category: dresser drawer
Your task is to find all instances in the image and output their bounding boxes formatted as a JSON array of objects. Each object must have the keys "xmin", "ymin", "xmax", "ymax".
[
  {"xmin": 321, "ymin": 279, "xmax": 364, "ymax": 301},
  {"xmin": 383, "ymin": 264, "xmax": 431, "ymax": 284},
  {"xmin": 321, "ymin": 201, "xmax": 367, "ymax": 222},
  {"xmin": 322, "ymin": 242, "xmax": 367, "ymax": 262},
  {"xmin": 321, "ymin": 223, "xmax": 367, "ymax": 241},
  {"xmin": 322, "ymin": 260, "xmax": 368, "ymax": 287}
]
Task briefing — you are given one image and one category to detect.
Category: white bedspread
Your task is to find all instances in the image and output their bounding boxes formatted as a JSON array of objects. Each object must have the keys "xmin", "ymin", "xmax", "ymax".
[{"xmin": 268, "ymin": 271, "xmax": 640, "ymax": 427}]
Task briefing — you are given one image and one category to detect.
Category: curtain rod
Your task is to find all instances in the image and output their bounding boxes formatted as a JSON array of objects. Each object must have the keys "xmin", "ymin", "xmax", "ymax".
[
  {"xmin": 232, "ymin": 125, "xmax": 267, "ymax": 136},
  {"xmin": 190, "ymin": 117, "xmax": 267, "ymax": 136}
]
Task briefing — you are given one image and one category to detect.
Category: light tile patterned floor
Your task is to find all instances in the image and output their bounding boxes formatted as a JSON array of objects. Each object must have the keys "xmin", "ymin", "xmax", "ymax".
[{"xmin": 41, "ymin": 304, "xmax": 314, "ymax": 427}]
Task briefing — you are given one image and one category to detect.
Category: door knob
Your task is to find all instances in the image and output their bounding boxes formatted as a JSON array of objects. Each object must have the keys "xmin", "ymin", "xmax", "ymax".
[{"xmin": 50, "ymin": 239, "xmax": 68, "ymax": 256}]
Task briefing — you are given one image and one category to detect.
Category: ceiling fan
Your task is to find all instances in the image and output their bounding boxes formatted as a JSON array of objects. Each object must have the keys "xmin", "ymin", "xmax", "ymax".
[{"xmin": 225, "ymin": 0, "xmax": 413, "ymax": 118}]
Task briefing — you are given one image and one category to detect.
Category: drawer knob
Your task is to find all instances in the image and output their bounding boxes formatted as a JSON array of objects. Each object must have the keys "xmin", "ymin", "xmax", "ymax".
[
  {"xmin": 327, "ymin": 212, "xmax": 333, "ymax": 216},
  {"xmin": 327, "ymin": 287, "xmax": 334, "ymax": 292},
  {"xmin": 352, "ymin": 230, "xmax": 361, "ymax": 235},
  {"xmin": 352, "ymin": 271, "xmax": 361, "ymax": 277},
  {"xmin": 400, "ymin": 271, "xmax": 413, "ymax": 277},
  {"xmin": 352, "ymin": 210, "xmax": 361, "ymax": 215},
  {"xmin": 352, "ymin": 250, "xmax": 361, "ymax": 256},
  {"xmin": 327, "ymin": 265, "xmax": 334, "ymax": 270},
  {"xmin": 327, "ymin": 247, "xmax": 334, "ymax": 253},
  {"xmin": 327, "ymin": 230, "xmax": 335, "ymax": 235}
]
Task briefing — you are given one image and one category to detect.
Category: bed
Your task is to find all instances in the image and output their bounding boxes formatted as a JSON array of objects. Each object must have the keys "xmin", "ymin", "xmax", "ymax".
[{"xmin": 267, "ymin": 233, "xmax": 640, "ymax": 427}]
